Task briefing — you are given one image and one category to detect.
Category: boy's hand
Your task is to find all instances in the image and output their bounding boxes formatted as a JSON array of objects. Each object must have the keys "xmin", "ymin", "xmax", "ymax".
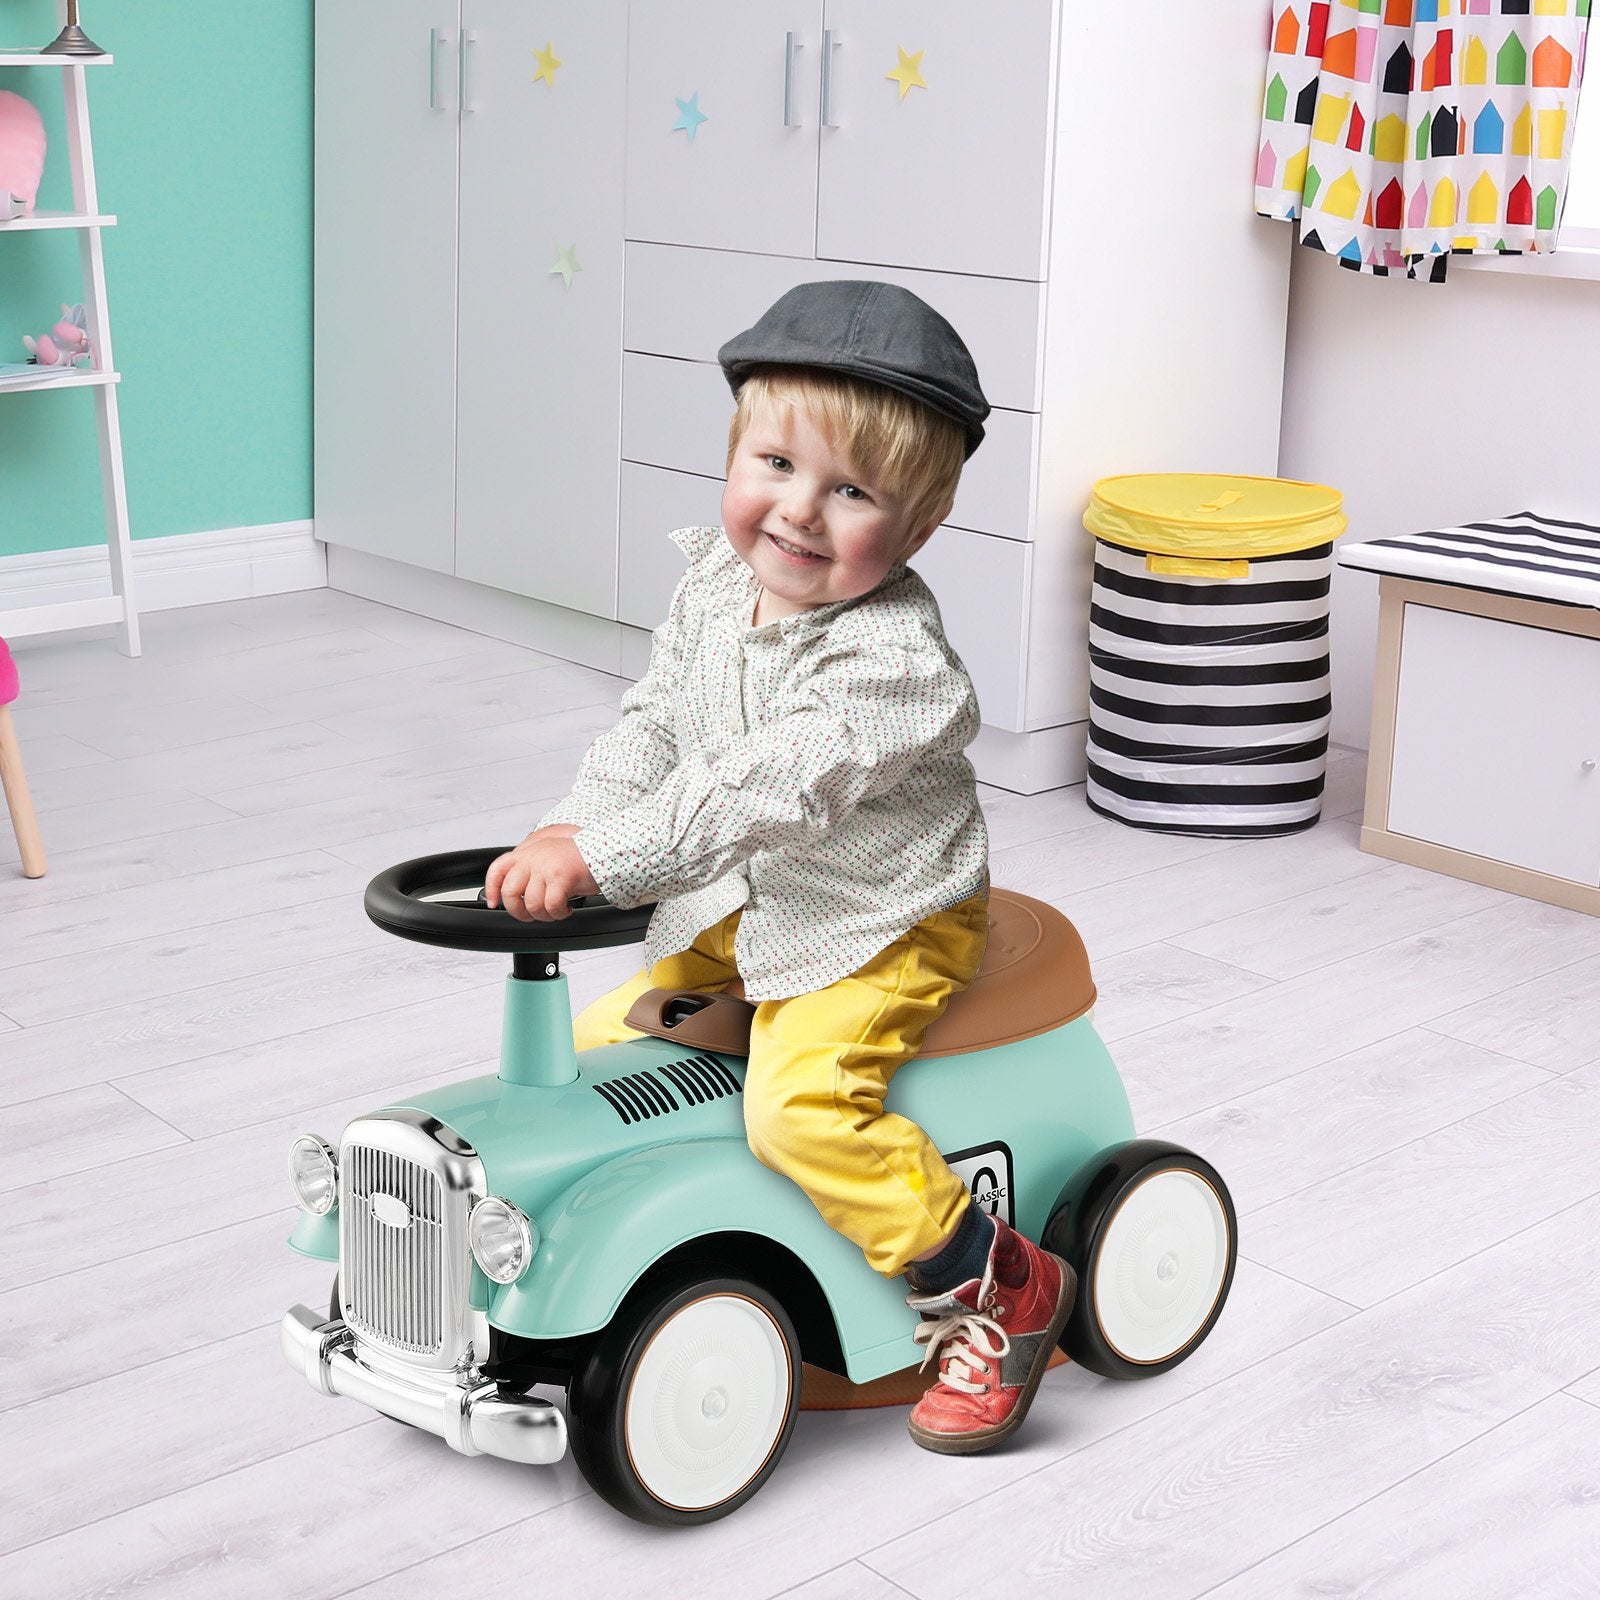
[{"xmin": 484, "ymin": 826, "xmax": 599, "ymax": 922}]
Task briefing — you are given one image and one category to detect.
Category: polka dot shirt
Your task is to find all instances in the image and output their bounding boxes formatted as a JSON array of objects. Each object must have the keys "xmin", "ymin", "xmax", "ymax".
[{"xmin": 540, "ymin": 525, "xmax": 988, "ymax": 1000}]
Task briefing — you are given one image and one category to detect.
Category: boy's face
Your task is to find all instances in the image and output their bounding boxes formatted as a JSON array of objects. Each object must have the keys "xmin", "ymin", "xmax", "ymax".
[{"xmin": 722, "ymin": 398, "xmax": 937, "ymax": 621}]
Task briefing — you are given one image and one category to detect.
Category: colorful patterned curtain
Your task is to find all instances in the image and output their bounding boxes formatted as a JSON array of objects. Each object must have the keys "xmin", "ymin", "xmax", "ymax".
[{"xmin": 1256, "ymin": 2, "xmax": 1592, "ymax": 280}]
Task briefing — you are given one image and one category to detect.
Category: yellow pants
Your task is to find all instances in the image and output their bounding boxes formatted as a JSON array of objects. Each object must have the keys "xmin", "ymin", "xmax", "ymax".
[{"xmin": 572, "ymin": 891, "xmax": 989, "ymax": 1277}]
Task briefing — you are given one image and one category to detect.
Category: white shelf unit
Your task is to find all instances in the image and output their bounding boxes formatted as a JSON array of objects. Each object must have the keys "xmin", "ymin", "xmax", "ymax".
[
  {"xmin": 0, "ymin": 369, "xmax": 119, "ymax": 392},
  {"xmin": 0, "ymin": 43, "xmax": 138, "ymax": 653},
  {"xmin": 0, "ymin": 208, "xmax": 118, "ymax": 230}
]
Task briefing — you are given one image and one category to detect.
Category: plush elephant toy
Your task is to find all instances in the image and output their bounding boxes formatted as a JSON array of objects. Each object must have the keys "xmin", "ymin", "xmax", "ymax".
[{"xmin": 23, "ymin": 303, "xmax": 92, "ymax": 368}]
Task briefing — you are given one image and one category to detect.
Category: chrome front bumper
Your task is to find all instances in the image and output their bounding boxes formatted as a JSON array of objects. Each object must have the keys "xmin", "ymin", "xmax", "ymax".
[{"xmin": 281, "ymin": 1304, "xmax": 567, "ymax": 1466}]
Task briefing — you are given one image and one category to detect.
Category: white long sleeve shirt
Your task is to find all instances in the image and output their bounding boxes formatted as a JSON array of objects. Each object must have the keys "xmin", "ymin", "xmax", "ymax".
[{"xmin": 540, "ymin": 525, "xmax": 988, "ymax": 1000}]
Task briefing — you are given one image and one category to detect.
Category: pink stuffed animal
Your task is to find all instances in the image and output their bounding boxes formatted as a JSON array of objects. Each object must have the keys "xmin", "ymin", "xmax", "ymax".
[
  {"xmin": 0, "ymin": 90, "xmax": 47, "ymax": 219},
  {"xmin": 24, "ymin": 303, "xmax": 92, "ymax": 368}
]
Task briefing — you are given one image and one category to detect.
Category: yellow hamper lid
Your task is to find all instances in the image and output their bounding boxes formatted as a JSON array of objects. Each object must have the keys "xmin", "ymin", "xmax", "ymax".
[{"xmin": 1084, "ymin": 473, "xmax": 1346, "ymax": 561}]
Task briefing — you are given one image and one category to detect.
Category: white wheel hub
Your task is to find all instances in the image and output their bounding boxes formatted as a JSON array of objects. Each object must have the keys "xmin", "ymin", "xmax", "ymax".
[
  {"xmin": 624, "ymin": 1293, "xmax": 794, "ymax": 1511},
  {"xmin": 1093, "ymin": 1168, "xmax": 1230, "ymax": 1364}
]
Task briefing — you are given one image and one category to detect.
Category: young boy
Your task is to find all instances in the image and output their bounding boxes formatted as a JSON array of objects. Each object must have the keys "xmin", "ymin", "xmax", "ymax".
[{"xmin": 484, "ymin": 280, "xmax": 1075, "ymax": 1454}]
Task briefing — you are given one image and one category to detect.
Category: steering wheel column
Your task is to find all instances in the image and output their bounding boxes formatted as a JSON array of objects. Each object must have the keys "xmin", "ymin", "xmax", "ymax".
[
  {"xmin": 362, "ymin": 849, "xmax": 657, "ymax": 1090},
  {"xmin": 501, "ymin": 954, "xmax": 583, "ymax": 1088}
]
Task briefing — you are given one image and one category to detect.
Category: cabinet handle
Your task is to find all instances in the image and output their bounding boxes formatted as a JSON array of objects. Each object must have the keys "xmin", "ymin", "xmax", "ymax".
[
  {"xmin": 821, "ymin": 29, "xmax": 840, "ymax": 128},
  {"xmin": 460, "ymin": 28, "xmax": 477, "ymax": 113},
  {"xmin": 1584, "ymin": 759, "xmax": 1596, "ymax": 773},
  {"xmin": 429, "ymin": 28, "xmax": 448, "ymax": 111},
  {"xmin": 783, "ymin": 31, "xmax": 803, "ymax": 127}
]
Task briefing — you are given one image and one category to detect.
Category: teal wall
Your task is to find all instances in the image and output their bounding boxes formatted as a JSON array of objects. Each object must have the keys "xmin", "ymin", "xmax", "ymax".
[{"xmin": 0, "ymin": 1, "xmax": 311, "ymax": 557}]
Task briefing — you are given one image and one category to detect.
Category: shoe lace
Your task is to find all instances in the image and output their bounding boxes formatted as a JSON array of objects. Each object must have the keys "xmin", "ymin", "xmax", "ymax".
[{"xmin": 913, "ymin": 1293, "xmax": 1010, "ymax": 1395}]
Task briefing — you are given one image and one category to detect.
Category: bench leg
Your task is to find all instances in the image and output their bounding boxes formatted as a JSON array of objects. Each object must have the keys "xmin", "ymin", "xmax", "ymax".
[{"xmin": 0, "ymin": 705, "xmax": 46, "ymax": 879}]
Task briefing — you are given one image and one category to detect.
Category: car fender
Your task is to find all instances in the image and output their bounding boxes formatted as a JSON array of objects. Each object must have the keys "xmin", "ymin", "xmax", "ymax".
[
  {"xmin": 288, "ymin": 1207, "xmax": 339, "ymax": 1262},
  {"xmin": 488, "ymin": 1137, "xmax": 908, "ymax": 1355}
]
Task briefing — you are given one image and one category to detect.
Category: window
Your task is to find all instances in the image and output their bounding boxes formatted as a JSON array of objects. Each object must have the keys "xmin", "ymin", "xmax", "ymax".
[{"xmin": 1560, "ymin": 89, "xmax": 1600, "ymax": 249}]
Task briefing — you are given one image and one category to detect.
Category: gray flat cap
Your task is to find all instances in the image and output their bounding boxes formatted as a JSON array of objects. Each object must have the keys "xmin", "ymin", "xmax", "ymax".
[{"xmin": 717, "ymin": 280, "xmax": 990, "ymax": 457}]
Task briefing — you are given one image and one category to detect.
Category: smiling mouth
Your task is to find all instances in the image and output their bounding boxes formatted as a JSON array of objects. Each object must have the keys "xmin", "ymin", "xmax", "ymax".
[{"xmin": 765, "ymin": 532, "xmax": 828, "ymax": 562}]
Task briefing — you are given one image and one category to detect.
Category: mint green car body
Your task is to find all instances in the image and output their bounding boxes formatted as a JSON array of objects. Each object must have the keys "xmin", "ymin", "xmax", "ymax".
[{"xmin": 291, "ymin": 1005, "xmax": 1133, "ymax": 1385}]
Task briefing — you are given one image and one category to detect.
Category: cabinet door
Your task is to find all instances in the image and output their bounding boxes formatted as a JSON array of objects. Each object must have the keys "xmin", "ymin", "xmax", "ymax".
[
  {"xmin": 453, "ymin": 0, "xmax": 626, "ymax": 616},
  {"xmin": 815, "ymin": 0, "xmax": 1056, "ymax": 279},
  {"xmin": 1387, "ymin": 605, "xmax": 1600, "ymax": 884},
  {"xmin": 315, "ymin": 0, "xmax": 460, "ymax": 573},
  {"xmin": 626, "ymin": 0, "xmax": 824, "ymax": 257}
]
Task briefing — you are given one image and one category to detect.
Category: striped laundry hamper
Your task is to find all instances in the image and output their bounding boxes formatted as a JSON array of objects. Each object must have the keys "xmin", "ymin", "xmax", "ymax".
[{"xmin": 1082, "ymin": 473, "xmax": 1347, "ymax": 838}]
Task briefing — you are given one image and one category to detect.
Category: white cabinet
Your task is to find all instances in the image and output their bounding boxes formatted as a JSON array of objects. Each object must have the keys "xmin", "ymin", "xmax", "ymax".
[
  {"xmin": 319, "ymin": 3, "xmax": 1291, "ymax": 790},
  {"xmin": 624, "ymin": 0, "xmax": 1053, "ymax": 278},
  {"xmin": 1362, "ymin": 580, "xmax": 1600, "ymax": 912},
  {"xmin": 614, "ymin": 3, "xmax": 1288, "ymax": 751},
  {"xmin": 316, "ymin": 0, "xmax": 627, "ymax": 615}
]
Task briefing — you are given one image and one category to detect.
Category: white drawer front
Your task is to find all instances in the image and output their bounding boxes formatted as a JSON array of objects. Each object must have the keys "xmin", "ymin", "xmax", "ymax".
[
  {"xmin": 618, "ymin": 462, "xmax": 723, "ymax": 630},
  {"xmin": 622, "ymin": 354, "xmax": 736, "ymax": 483},
  {"xmin": 911, "ymin": 529, "xmax": 1030, "ymax": 733},
  {"xmin": 1388, "ymin": 605, "xmax": 1600, "ymax": 885},
  {"xmin": 623, "ymin": 242, "xmax": 1044, "ymax": 414},
  {"xmin": 619, "ymin": 462, "xmax": 1027, "ymax": 730},
  {"xmin": 623, "ymin": 352, "xmax": 1036, "ymax": 542}
]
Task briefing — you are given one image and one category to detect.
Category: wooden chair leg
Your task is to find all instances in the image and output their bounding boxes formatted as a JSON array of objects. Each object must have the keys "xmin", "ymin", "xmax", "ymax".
[{"xmin": 0, "ymin": 704, "xmax": 47, "ymax": 879}]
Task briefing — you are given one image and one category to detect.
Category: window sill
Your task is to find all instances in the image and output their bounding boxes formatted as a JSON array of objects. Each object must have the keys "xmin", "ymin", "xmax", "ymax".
[{"xmin": 1454, "ymin": 242, "xmax": 1600, "ymax": 282}]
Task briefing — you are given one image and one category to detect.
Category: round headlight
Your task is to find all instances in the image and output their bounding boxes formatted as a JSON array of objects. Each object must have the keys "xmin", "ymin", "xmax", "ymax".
[
  {"xmin": 470, "ymin": 1197, "xmax": 537, "ymax": 1284},
  {"xmin": 288, "ymin": 1135, "xmax": 338, "ymax": 1216}
]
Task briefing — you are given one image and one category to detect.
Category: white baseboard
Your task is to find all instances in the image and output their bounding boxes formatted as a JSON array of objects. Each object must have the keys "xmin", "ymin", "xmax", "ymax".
[
  {"xmin": 0, "ymin": 520, "xmax": 326, "ymax": 618},
  {"xmin": 971, "ymin": 719, "xmax": 1088, "ymax": 795},
  {"xmin": 327, "ymin": 544, "xmax": 640, "ymax": 679}
]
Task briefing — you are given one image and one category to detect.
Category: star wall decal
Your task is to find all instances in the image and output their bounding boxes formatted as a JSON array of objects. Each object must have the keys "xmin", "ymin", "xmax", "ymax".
[
  {"xmin": 886, "ymin": 46, "xmax": 927, "ymax": 100},
  {"xmin": 672, "ymin": 91, "xmax": 709, "ymax": 142},
  {"xmin": 550, "ymin": 243, "xmax": 581, "ymax": 289},
  {"xmin": 532, "ymin": 42, "xmax": 563, "ymax": 87}
]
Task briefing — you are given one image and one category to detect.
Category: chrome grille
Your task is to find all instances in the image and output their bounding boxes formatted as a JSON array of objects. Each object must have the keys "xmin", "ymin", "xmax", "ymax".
[
  {"xmin": 345, "ymin": 1145, "xmax": 444, "ymax": 1354},
  {"xmin": 338, "ymin": 1112, "xmax": 483, "ymax": 1370}
]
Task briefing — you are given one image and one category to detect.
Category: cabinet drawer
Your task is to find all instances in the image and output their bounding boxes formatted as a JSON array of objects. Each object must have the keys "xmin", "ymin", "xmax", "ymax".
[
  {"xmin": 624, "ymin": 242, "xmax": 1044, "ymax": 414},
  {"xmin": 910, "ymin": 528, "xmax": 1029, "ymax": 732},
  {"xmin": 618, "ymin": 462, "xmax": 724, "ymax": 630},
  {"xmin": 618, "ymin": 463, "xmax": 1027, "ymax": 729},
  {"xmin": 622, "ymin": 352, "xmax": 1037, "ymax": 542},
  {"xmin": 1387, "ymin": 604, "xmax": 1600, "ymax": 884}
]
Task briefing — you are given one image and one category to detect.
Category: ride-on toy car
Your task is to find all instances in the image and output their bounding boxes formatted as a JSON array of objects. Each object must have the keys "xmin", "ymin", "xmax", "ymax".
[{"xmin": 280, "ymin": 849, "xmax": 1237, "ymax": 1526}]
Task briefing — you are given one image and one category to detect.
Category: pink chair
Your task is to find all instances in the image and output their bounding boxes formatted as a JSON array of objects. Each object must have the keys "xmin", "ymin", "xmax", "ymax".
[{"xmin": 0, "ymin": 636, "xmax": 46, "ymax": 878}]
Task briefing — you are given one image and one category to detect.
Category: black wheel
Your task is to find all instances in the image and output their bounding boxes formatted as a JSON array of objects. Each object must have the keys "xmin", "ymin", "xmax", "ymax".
[
  {"xmin": 566, "ymin": 1267, "xmax": 802, "ymax": 1527},
  {"xmin": 1042, "ymin": 1139, "xmax": 1237, "ymax": 1380}
]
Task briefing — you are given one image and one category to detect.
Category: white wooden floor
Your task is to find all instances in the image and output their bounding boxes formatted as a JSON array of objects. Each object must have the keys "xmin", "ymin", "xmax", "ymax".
[{"xmin": 2, "ymin": 588, "xmax": 1597, "ymax": 1599}]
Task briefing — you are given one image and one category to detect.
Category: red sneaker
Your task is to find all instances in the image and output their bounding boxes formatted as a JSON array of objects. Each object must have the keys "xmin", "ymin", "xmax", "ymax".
[{"xmin": 905, "ymin": 1216, "xmax": 1076, "ymax": 1455}]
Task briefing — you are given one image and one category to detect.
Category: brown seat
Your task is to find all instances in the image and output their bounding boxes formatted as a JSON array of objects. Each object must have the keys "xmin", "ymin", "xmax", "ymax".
[{"xmin": 621, "ymin": 887, "xmax": 1096, "ymax": 1059}]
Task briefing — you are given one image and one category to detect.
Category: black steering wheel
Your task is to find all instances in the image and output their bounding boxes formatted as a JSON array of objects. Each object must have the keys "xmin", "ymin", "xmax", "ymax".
[{"xmin": 364, "ymin": 848, "xmax": 654, "ymax": 955}]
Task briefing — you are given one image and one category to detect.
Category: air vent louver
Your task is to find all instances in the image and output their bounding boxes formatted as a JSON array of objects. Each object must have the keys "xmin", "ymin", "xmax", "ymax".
[{"xmin": 593, "ymin": 1056, "xmax": 742, "ymax": 1124}]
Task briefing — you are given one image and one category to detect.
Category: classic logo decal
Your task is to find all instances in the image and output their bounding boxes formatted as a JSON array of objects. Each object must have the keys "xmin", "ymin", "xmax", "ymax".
[{"xmin": 941, "ymin": 1141, "xmax": 1016, "ymax": 1226}]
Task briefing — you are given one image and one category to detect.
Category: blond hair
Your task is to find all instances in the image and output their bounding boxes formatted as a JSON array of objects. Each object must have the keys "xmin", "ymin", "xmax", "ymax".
[{"xmin": 726, "ymin": 366, "xmax": 966, "ymax": 543}]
